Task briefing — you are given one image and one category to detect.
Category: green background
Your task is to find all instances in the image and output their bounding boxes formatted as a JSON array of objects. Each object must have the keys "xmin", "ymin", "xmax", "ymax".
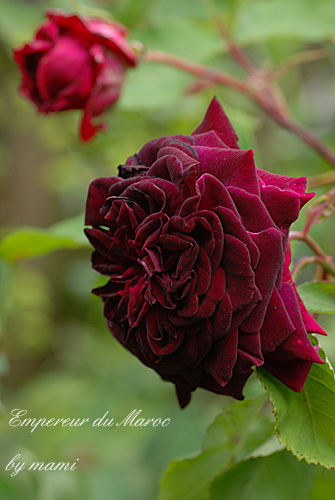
[{"xmin": 0, "ymin": 0, "xmax": 334, "ymax": 498}]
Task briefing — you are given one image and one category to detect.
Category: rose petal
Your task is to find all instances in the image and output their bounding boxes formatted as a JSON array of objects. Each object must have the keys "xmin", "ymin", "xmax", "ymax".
[
  {"xmin": 196, "ymin": 267, "xmax": 226, "ymax": 319},
  {"xmin": 241, "ymin": 228, "xmax": 284, "ymax": 332},
  {"xmin": 223, "ymin": 234, "xmax": 256, "ymax": 311},
  {"xmin": 215, "ymin": 207, "xmax": 260, "ymax": 269},
  {"xmin": 259, "ymin": 287, "xmax": 295, "ymax": 353},
  {"xmin": 228, "ymin": 187, "xmax": 275, "ymax": 232},
  {"xmin": 192, "ymin": 97, "xmax": 239, "ymax": 149},
  {"xmin": 257, "ymin": 169, "xmax": 314, "ymax": 210},
  {"xmin": 263, "ymin": 349, "xmax": 317, "ymax": 392},
  {"xmin": 36, "ymin": 36, "xmax": 92, "ymax": 103},
  {"xmin": 192, "ymin": 130, "xmax": 227, "ymax": 148},
  {"xmin": 195, "ymin": 148, "xmax": 260, "ymax": 196},
  {"xmin": 279, "ymin": 282, "xmax": 324, "ymax": 362},
  {"xmin": 146, "ymin": 312, "xmax": 185, "ymax": 355},
  {"xmin": 175, "ymin": 386, "xmax": 192, "ymax": 408},
  {"xmin": 211, "ymin": 292, "xmax": 233, "ymax": 339},
  {"xmin": 204, "ymin": 329, "xmax": 238, "ymax": 386},
  {"xmin": 260, "ymin": 185, "xmax": 301, "ymax": 229},
  {"xmin": 80, "ymin": 109, "xmax": 104, "ymax": 141},
  {"xmin": 85, "ymin": 176, "xmax": 117, "ymax": 226},
  {"xmin": 238, "ymin": 332, "xmax": 264, "ymax": 367}
]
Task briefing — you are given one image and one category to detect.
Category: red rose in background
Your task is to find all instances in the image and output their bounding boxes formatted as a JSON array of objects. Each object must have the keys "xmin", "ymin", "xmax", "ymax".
[
  {"xmin": 85, "ymin": 98, "xmax": 326, "ymax": 408},
  {"xmin": 13, "ymin": 10, "xmax": 137, "ymax": 141}
]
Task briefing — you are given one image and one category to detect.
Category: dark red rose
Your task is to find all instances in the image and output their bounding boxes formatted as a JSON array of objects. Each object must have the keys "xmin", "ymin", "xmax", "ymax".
[
  {"xmin": 85, "ymin": 98, "xmax": 326, "ymax": 408},
  {"xmin": 13, "ymin": 9, "xmax": 137, "ymax": 141}
]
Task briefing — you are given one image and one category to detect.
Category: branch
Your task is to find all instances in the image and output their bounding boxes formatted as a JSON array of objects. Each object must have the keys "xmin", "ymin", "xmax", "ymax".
[
  {"xmin": 291, "ymin": 256, "xmax": 320, "ymax": 281},
  {"xmin": 273, "ymin": 49, "xmax": 328, "ymax": 79},
  {"xmin": 144, "ymin": 50, "xmax": 335, "ymax": 167},
  {"xmin": 289, "ymin": 231, "xmax": 335, "ymax": 280},
  {"xmin": 289, "ymin": 231, "xmax": 327, "ymax": 257},
  {"xmin": 308, "ymin": 171, "xmax": 335, "ymax": 189},
  {"xmin": 211, "ymin": 16, "xmax": 256, "ymax": 75},
  {"xmin": 145, "ymin": 50, "xmax": 249, "ymax": 94}
]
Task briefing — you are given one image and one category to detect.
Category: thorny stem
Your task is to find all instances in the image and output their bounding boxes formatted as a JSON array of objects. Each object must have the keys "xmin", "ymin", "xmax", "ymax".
[
  {"xmin": 291, "ymin": 256, "xmax": 319, "ymax": 282},
  {"xmin": 289, "ymin": 231, "xmax": 335, "ymax": 280},
  {"xmin": 291, "ymin": 255, "xmax": 335, "ymax": 281},
  {"xmin": 289, "ymin": 231, "xmax": 327, "ymax": 257},
  {"xmin": 144, "ymin": 49, "xmax": 335, "ymax": 167}
]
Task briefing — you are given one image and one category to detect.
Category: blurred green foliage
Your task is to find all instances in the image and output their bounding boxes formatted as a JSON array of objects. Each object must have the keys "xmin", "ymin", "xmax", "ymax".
[
  {"xmin": 0, "ymin": 0, "xmax": 335, "ymax": 499},
  {"xmin": 159, "ymin": 394, "xmax": 274, "ymax": 500},
  {"xmin": 297, "ymin": 282, "xmax": 335, "ymax": 314},
  {"xmin": 210, "ymin": 449, "xmax": 314, "ymax": 500}
]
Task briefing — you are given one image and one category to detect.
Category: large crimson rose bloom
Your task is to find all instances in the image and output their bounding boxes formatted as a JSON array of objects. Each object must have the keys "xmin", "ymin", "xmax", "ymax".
[
  {"xmin": 13, "ymin": 10, "xmax": 137, "ymax": 141},
  {"xmin": 85, "ymin": 98, "xmax": 326, "ymax": 407}
]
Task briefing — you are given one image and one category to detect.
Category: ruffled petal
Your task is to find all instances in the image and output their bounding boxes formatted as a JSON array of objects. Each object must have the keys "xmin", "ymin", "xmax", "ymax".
[{"xmin": 85, "ymin": 176, "xmax": 117, "ymax": 226}]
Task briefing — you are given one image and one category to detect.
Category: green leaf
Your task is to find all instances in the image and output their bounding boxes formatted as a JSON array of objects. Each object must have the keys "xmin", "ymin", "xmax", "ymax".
[
  {"xmin": 309, "ymin": 467, "xmax": 335, "ymax": 499},
  {"xmin": 247, "ymin": 434, "xmax": 285, "ymax": 458},
  {"xmin": 233, "ymin": 0, "xmax": 335, "ymax": 45},
  {"xmin": 297, "ymin": 282, "xmax": 335, "ymax": 314},
  {"xmin": 0, "ymin": 229, "xmax": 79, "ymax": 262},
  {"xmin": 0, "ymin": 215, "xmax": 89, "ymax": 263},
  {"xmin": 210, "ymin": 450, "xmax": 315, "ymax": 500},
  {"xmin": 49, "ymin": 214, "xmax": 89, "ymax": 246},
  {"xmin": 158, "ymin": 395, "xmax": 273, "ymax": 500},
  {"xmin": 257, "ymin": 348, "xmax": 335, "ymax": 468},
  {"xmin": 202, "ymin": 397, "xmax": 272, "ymax": 457}
]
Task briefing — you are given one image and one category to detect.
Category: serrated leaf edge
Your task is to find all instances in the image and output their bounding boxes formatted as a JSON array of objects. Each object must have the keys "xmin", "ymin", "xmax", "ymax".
[{"xmin": 256, "ymin": 358, "xmax": 335, "ymax": 470}]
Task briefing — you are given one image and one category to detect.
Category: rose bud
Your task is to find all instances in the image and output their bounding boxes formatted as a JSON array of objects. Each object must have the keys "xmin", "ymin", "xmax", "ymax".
[
  {"xmin": 13, "ymin": 9, "xmax": 137, "ymax": 141},
  {"xmin": 85, "ymin": 98, "xmax": 326, "ymax": 408}
]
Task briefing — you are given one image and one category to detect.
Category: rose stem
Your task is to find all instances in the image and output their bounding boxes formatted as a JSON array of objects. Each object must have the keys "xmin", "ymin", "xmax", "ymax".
[
  {"xmin": 211, "ymin": 17, "xmax": 334, "ymax": 166},
  {"xmin": 210, "ymin": 15, "xmax": 256, "ymax": 75},
  {"xmin": 145, "ymin": 50, "xmax": 249, "ymax": 93},
  {"xmin": 308, "ymin": 171, "xmax": 335, "ymax": 189},
  {"xmin": 289, "ymin": 231, "xmax": 335, "ymax": 279},
  {"xmin": 273, "ymin": 49, "xmax": 328, "ymax": 79},
  {"xmin": 290, "ymin": 231, "xmax": 327, "ymax": 256},
  {"xmin": 291, "ymin": 256, "xmax": 329, "ymax": 282},
  {"xmin": 207, "ymin": 1, "xmax": 327, "ymax": 80},
  {"xmin": 144, "ymin": 50, "xmax": 335, "ymax": 167}
]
